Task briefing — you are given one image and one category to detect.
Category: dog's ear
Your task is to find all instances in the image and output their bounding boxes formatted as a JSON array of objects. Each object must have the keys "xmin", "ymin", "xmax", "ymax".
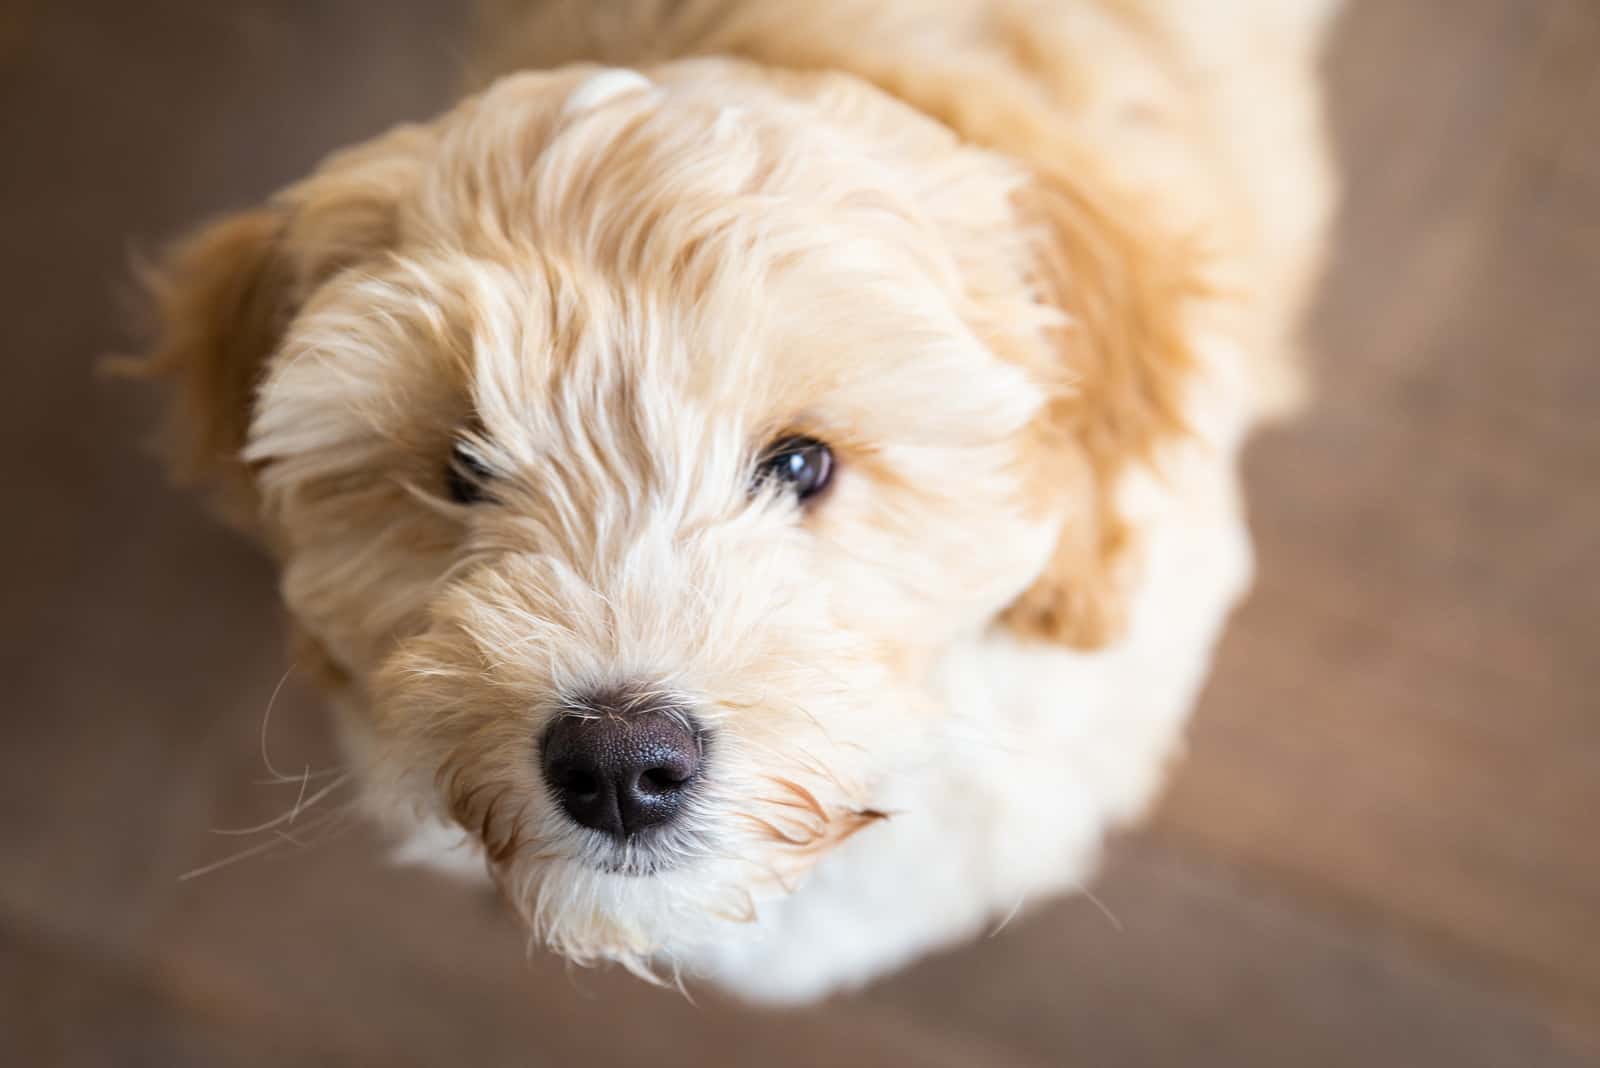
[
  {"xmin": 128, "ymin": 123, "xmax": 438, "ymax": 530},
  {"xmin": 999, "ymin": 168, "xmax": 1201, "ymax": 650},
  {"xmin": 133, "ymin": 207, "xmax": 295, "ymax": 527}
]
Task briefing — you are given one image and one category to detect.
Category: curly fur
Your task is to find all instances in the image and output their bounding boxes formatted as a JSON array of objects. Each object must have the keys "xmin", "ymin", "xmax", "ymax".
[{"xmin": 134, "ymin": 0, "xmax": 1337, "ymax": 1001}]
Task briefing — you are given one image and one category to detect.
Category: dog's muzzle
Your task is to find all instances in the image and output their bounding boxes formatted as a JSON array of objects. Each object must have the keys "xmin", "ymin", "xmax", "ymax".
[{"xmin": 540, "ymin": 694, "xmax": 704, "ymax": 839}]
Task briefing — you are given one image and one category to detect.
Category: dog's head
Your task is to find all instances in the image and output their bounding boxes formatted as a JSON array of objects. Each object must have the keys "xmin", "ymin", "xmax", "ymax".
[{"xmin": 138, "ymin": 63, "xmax": 1192, "ymax": 970}]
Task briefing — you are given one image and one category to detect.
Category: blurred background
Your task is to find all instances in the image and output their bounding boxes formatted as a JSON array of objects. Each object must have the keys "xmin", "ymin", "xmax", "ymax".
[{"xmin": 3, "ymin": 1, "xmax": 1597, "ymax": 1064}]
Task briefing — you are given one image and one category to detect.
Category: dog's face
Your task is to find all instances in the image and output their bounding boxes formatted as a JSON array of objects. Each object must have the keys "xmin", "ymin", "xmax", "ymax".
[{"xmin": 141, "ymin": 63, "xmax": 1192, "ymax": 970}]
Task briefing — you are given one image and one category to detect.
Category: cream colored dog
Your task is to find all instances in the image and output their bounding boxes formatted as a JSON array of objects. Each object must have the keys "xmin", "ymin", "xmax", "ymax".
[{"xmin": 140, "ymin": 0, "xmax": 1338, "ymax": 1002}]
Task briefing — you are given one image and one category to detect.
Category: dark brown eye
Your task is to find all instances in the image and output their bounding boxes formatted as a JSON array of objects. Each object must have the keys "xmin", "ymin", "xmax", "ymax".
[
  {"xmin": 446, "ymin": 440, "xmax": 493, "ymax": 505},
  {"xmin": 755, "ymin": 436, "xmax": 834, "ymax": 502}
]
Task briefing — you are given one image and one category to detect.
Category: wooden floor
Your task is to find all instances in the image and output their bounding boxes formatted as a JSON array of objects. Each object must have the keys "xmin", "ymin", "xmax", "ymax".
[{"xmin": 2, "ymin": 1, "xmax": 1596, "ymax": 1064}]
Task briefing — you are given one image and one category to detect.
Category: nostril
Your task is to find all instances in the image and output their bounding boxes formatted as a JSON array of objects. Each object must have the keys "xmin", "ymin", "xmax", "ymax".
[
  {"xmin": 637, "ymin": 765, "xmax": 690, "ymax": 795},
  {"xmin": 550, "ymin": 763, "xmax": 600, "ymax": 800}
]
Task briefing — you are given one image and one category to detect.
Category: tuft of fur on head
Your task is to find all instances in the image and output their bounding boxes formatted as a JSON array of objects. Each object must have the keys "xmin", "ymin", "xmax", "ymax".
[{"xmin": 134, "ymin": 51, "xmax": 1201, "ymax": 971}]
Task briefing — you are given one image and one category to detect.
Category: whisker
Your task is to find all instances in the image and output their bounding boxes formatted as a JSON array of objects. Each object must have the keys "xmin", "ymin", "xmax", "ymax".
[
  {"xmin": 1079, "ymin": 884, "xmax": 1124, "ymax": 932},
  {"xmin": 288, "ymin": 764, "xmax": 312, "ymax": 823},
  {"xmin": 178, "ymin": 835, "xmax": 289, "ymax": 882},
  {"xmin": 272, "ymin": 827, "xmax": 313, "ymax": 849},
  {"xmin": 257, "ymin": 663, "xmax": 298, "ymax": 783},
  {"xmin": 254, "ymin": 662, "xmax": 346, "ymax": 785},
  {"xmin": 988, "ymin": 894, "xmax": 1027, "ymax": 937},
  {"xmin": 209, "ymin": 774, "xmax": 352, "ymax": 836},
  {"xmin": 180, "ymin": 806, "xmax": 357, "ymax": 882},
  {"xmin": 250, "ymin": 765, "xmax": 346, "ymax": 787}
]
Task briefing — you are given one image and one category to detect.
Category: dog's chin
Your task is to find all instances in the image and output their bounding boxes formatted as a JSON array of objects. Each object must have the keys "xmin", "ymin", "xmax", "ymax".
[
  {"xmin": 490, "ymin": 842, "xmax": 768, "ymax": 975},
  {"xmin": 562, "ymin": 824, "xmax": 710, "ymax": 878},
  {"xmin": 586, "ymin": 853, "xmax": 675, "ymax": 878}
]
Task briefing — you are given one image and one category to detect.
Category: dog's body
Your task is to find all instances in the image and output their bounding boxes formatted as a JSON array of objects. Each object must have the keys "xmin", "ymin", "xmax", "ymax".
[{"xmin": 143, "ymin": 0, "xmax": 1336, "ymax": 1002}]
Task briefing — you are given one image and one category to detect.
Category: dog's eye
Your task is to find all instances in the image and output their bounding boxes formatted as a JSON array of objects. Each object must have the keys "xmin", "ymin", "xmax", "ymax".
[
  {"xmin": 755, "ymin": 436, "xmax": 834, "ymax": 502},
  {"xmin": 446, "ymin": 441, "xmax": 493, "ymax": 505}
]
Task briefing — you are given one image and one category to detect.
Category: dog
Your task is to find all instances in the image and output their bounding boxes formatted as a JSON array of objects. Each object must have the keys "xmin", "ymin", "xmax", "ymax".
[{"xmin": 137, "ymin": 0, "xmax": 1338, "ymax": 1002}]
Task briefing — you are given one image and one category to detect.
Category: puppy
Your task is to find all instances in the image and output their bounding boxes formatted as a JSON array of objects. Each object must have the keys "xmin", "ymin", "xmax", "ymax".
[{"xmin": 139, "ymin": 0, "xmax": 1337, "ymax": 1002}]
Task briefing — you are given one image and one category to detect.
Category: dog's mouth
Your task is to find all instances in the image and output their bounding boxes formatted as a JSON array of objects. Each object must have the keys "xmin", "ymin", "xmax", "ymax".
[
  {"xmin": 589, "ymin": 850, "xmax": 676, "ymax": 878},
  {"xmin": 548, "ymin": 799, "xmax": 720, "ymax": 880},
  {"xmin": 572, "ymin": 827, "xmax": 702, "ymax": 877}
]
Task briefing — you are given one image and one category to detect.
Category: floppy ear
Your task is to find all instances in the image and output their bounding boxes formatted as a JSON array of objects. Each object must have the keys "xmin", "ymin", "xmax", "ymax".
[
  {"xmin": 134, "ymin": 208, "xmax": 295, "ymax": 527},
  {"xmin": 999, "ymin": 169, "xmax": 1201, "ymax": 650},
  {"xmin": 128, "ymin": 122, "xmax": 439, "ymax": 530}
]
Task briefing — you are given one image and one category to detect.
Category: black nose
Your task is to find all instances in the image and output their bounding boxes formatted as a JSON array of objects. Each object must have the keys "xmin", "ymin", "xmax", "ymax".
[{"xmin": 540, "ymin": 701, "xmax": 703, "ymax": 839}]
